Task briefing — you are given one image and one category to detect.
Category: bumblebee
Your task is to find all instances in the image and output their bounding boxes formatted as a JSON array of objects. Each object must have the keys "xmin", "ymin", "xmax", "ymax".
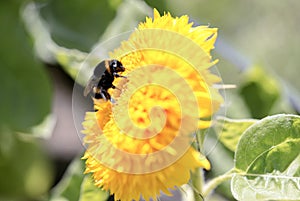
[{"xmin": 84, "ymin": 59, "xmax": 126, "ymax": 101}]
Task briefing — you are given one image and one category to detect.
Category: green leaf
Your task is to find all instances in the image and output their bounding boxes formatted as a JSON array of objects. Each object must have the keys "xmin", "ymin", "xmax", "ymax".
[
  {"xmin": 50, "ymin": 158, "xmax": 85, "ymax": 201},
  {"xmin": 239, "ymin": 66, "xmax": 280, "ymax": 119},
  {"xmin": 0, "ymin": 1, "xmax": 52, "ymax": 131},
  {"xmin": 215, "ymin": 117, "xmax": 257, "ymax": 152},
  {"xmin": 232, "ymin": 114, "xmax": 300, "ymax": 200},
  {"xmin": 38, "ymin": 0, "xmax": 118, "ymax": 52},
  {"xmin": 22, "ymin": 0, "xmax": 152, "ymax": 86},
  {"xmin": 144, "ymin": 0, "xmax": 168, "ymax": 14},
  {"xmin": 50, "ymin": 157, "xmax": 108, "ymax": 201},
  {"xmin": 0, "ymin": 126, "xmax": 54, "ymax": 200},
  {"xmin": 96, "ymin": 0, "xmax": 152, "ymax": 43},
  {"xmin": 79, "ymin": 175, "xmax": 109, "ymax": 201}
]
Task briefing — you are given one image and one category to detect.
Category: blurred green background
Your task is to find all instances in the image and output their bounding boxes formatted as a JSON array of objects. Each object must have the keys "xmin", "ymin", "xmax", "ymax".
[{"xmin": 0, "ymin": 0, "xmax": 299, "ymax": 200}]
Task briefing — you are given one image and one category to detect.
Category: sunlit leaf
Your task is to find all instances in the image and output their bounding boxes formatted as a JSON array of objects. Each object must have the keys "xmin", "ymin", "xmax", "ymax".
[
  {"xmin": 0, "ymin": 1, "xmax": 52, "ymax": 131},
  {"xmin": 239, "ymin": 66, "xmax": 280, "ymax": 119},
  {"xmin": 79, "ymin": 175, "xmax": 109, "ymax": 201},
  {"xmin": 50, "ymin": 157, "xmax": 108, "ymax": 201},
  {"xmin": 215, "ymin": 117, "xmax": 257, "ymax": 152},
  {"xmin": 50, "ymin": 158, "xmax": 85, "ymax": 201},
  {"xmin": 232, "ymin": 114, "xmax": 300, "ymax": 200}
]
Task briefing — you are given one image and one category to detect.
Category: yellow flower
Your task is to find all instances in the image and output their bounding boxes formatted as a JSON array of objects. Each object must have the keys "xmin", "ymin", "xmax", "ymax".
[{"xmin": 82, "ymin": 9, "xmax": 223, "ymax": 201}]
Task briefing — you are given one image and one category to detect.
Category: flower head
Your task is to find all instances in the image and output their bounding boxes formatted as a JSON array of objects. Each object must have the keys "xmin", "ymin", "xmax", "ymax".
[{"xmin": 82, "ymin": 9, "xmax": 223, "ymax": 201}]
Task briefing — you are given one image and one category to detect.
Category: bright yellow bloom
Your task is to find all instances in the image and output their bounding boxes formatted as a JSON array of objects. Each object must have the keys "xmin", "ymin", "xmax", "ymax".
[{"xmin": 82, "ymin": 9, "xmax": 223, "ymax": 201}]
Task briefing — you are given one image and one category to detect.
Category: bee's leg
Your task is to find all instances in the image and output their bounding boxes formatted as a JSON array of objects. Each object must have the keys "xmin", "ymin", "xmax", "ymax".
[
  {"xmin": 113, "ymin": 72, "xmax": 127, "ymax": 78},
  {"xmin": 98, "ymin": 88, "xmax": 109, "ymax": 101},
  {"xmin": 110, "ymin": 98, "xmax": 116, "ymax": 104},
  {"xmin": 102, "ymin": 87, "xmax": 115, "ymax": 103},
  {"xmin": 100, "ymin": 93, "xmax": 108, "ymax": 101},
  {"xmin": 111, "ymin": 85, "xmax": 121, "ymax": 91},
  {"xmin": 104, "ymin": 92, "xmax": 111, "ymax": 101},
  {"xmin": 95, "ymin": 91, "xmax": 107, "ymax": 101},
  {"xmin": 95, "ymin": 87, "xmax": 107, "ymax": 101}
]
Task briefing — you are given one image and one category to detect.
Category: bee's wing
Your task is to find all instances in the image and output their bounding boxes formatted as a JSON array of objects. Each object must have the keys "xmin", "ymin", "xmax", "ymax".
[
  {"xmin": 84, "ymin": 60, "xmax": 107, "ymax": 97},
  {"xmin": 83, "ymin": 75, "xmax": 100, "ymax": 97}
]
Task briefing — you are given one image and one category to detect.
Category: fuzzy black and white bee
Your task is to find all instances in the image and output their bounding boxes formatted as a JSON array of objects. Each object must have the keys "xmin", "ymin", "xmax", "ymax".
[{"xmin": 84, "ymin": 59, "xmax": 126, "ymax": 101}]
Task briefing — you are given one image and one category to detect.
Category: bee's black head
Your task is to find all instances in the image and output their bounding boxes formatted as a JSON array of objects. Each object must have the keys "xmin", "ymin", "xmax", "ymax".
[{"xmin": 110, "ymin": 59, "xmax": 125, "ymax": 73}]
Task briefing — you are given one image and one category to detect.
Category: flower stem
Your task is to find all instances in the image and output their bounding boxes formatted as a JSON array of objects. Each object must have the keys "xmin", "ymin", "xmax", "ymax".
[
  {"xmin": 195, "ymin": 129, "xmax": 205, "ymax": 153},
  {"xmin": 202, "ymin": 169, "xmax": 235, "ymax": 198},
  {"xmin": 191, "ymin": 130, "xmax": 207, "ymax": 201},
  {"xmin": 191, "ymin": 130, "xmax": 235, "ymax": 200},
  {"xmin": 191, "ymin": 168, "xmax": 205, "ymax": 201}
]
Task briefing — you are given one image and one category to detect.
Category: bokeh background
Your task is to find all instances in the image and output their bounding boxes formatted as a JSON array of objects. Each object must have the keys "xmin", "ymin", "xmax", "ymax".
[{"xmin": 1, "ymin": 0, "xmax": 299, "ymax": 200}]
